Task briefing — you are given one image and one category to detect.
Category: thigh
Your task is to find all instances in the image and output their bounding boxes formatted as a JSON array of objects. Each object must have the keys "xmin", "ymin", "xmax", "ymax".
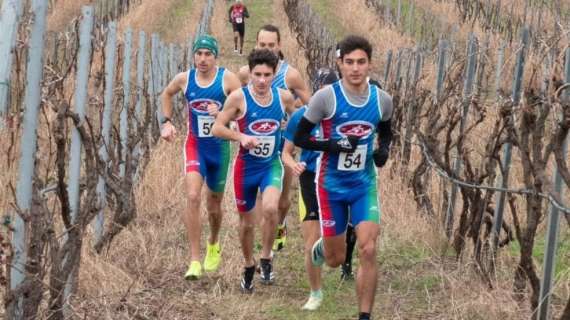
[
  {"xmin": 237, "ymin": 23, "xmax": 245, "ymax": 37},
  {"xmin": 184, "ymin": 136, "xmax": 206, "ymax": 177},
  {"xmin": 260, "ymin": 157, "xmax": 283, "ymax": 193},
  {"xmin": 203, "ymin": 142, "xmax": 231, "ymax": 194},
  {"xmin": 299, "ymin": 171, "xmax": 319, "ymax": 222},
  {"xmin": 316, "ymin": 186, "xmax": 349, "ymax": 237},
  {"xmin": 185, "ymin": 171, "xmax": 204, "ymax": 197},
  {"xmin": 233, "ymin": 157, "xmax": 260, "ymax": 213},
  {"xmin": 322, "ymin": 233, "xmax": 347, "ymax": 256},
  {"xmin": 355, "ymin": 221, "xmax": 380, "ymax": 247},
  {"xmin": 280, "ymin": 163, "xmax": 293, "ymax": 198},
  {"xmin": 350, "ymin": 183, "xmax": 380, "ymax": 228},
  {"xmin": 261, "ymin": 185, "xmax": 281, "ymax": 210}
]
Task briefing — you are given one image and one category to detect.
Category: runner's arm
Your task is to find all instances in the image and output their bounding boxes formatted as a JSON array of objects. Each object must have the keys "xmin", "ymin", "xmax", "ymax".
[
  {"xmin": 238, "ymin": 65, "xmax": 250, "ymax": 86},
  {"xmin": 286, "ymin": 67, "xmax": 311, "ymax": 105},
  {"xmin": 161, "ymin": 72, "xmax": 187, "ymax": 121},
  {"xmin": 283, "ymin": 109, "xmax": 305, "ymax": 176},
  {"xmin": 212, "ymin": 90, "xmax": 246, "ymax": 143},
  {"xmin": 373, "ymin": 119, "xmax": 392, "ymax": 167},
  {"xmin": 224, "ymin": 70, "xmax": 242, "ymax": 95},
  {"xmin": 282, "ymin": 141, "xmax": 305, "ymax": 176},
  {"xmin": 228, "ymin": 5, "xmax": 233, "ymax": 22},
  {"xmin": 244, "ymin": 6, "xmax": 250, "ymax": 18},
  {"xmin": 281, "ymin": 90, "xmax": 297, "ymax": 115},
  {"xmin": 372, "ymin": 90, "xmax": 394, "ymax": 167}
]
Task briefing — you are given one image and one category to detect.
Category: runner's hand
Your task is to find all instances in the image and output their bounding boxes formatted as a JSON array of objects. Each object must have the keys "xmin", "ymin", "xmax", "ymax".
[
  {"xmin": 291, "ymin": 161, "xmax": 306, "ymax": 176},
  {"xmin": 329, "ymin": 135, "xmax": 359, "ymax": 154},
  {"xmin": 207, "ymin": 103, "xmax": 219, "ymax": 117},
  {"xmin": 160, "ymin": 122, "xmax": 177, "ymax": 142},
  {"xmin": 239, "ymin": 134, "xmax": 259, "ymax": 149}
]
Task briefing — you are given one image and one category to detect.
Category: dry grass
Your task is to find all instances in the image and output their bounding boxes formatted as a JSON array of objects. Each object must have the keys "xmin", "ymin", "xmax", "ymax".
[{"xmin": 47, "ymin": 0, "xmax": 92, "ymax": 32}]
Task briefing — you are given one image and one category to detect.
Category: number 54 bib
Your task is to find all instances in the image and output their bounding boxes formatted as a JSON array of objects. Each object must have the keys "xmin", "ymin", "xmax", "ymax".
[{"xmin": 338, "ymin": 144, "xmax": 367, "ymax": 171}]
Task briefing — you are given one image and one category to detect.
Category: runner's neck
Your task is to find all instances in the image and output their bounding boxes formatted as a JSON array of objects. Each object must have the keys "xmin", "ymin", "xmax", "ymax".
[
  {"xmin": 196, "ymin": 67, "xmax": 218, "ymax": 86},
  {"xmin": 341, "ymin": 78, "xmax": 368, "ymax": 95}
]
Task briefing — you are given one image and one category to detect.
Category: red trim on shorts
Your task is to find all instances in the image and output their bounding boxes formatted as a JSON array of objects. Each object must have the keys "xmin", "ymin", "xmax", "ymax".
[
  {"xmin": 318, "ymin": 119, "xmax": 335, "ymax": 237},
  {"xmin": 185, "ymin": 110, "xmax": 199, "ymax": 174},
  {"xmin": 233, "ymin": 157, "xmax": 247, "ymax": 213}
]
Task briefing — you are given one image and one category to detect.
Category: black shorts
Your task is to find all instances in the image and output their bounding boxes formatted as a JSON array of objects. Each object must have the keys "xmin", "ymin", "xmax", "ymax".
[
  {"xmin": 298, "ymin": 170, "xmax": 319, "ymax": 222},
  {"xmin": 232, "ymin": 23, "xmax": 245, "ymax": 37}
]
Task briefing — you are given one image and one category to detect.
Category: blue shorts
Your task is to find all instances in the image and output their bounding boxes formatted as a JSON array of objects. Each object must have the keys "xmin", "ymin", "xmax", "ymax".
[
  {"xmin": 233, "ymin": 156, "xmax": 284, "ymax": 213},
  {"xmin": 316, "ymin": 182, "xmax": 380, "ymax": 237},
  {"xmin": 185, "ymin": 136, "xmax": 230, "ymax": 193}
]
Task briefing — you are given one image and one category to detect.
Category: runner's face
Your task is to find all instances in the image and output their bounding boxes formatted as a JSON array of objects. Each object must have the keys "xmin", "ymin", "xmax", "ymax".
[
  {"xmin": 194, "ymin": 49, "xmax": 216, "ymax": 73},
  {"xmin": 256, "ymin": 30, "xmax": 280, "ymax": 57},
  {"xmin": 338, "ymin": 49, "xmax": 370, "ymax": 87},
  {"xmin": 250, "ymin": 64, "xmax": 275, "ymax": 95}
]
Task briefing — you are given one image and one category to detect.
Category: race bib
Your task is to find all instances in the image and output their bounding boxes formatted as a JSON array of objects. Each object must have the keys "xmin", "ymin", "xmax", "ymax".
[
  {"xmin": 249, "ymin": 136, "xmax": 275, "ymax": 158},
  {"xmin": 235, "ymin": 17, "xmax": 243, "ymax": 23},
  {"xmin": 338, "ymin": 144, "xmax": 367, "ymax": 171},
  {"xmin": 197, "ymin": 115, "xmax": 215, "ymax": 137}
]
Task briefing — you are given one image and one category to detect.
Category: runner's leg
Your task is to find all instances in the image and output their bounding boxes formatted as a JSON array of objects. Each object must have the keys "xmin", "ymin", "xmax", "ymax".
[{"xmin": 184, "ymin": 172, "xmax": 205, "ymax": 262}]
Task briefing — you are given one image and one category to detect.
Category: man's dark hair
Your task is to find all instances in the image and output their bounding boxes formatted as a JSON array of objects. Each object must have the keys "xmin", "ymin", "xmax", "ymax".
[
  {"xmin": 257, "ymin": 24, "xmax": 284, "ymax": 60},
  {"xmin": 257, "ymin": 24, "xmax": 281, "ymax": 43},
  {"xmin": 248, "ymin": 49, "xmax": 279, "ymax": 72},
  {"xmin": 338, "ymin": 35, "xmax": 373, "ymax": 61}
]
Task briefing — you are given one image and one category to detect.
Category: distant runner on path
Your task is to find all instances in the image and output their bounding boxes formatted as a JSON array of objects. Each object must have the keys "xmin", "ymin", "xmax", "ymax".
[
  {"xmin": 160, "ymin": 34, "xmax": 241, "ymax": 280},
  {"xmin": 228, "ymin": 0, "xmax": 249, "ymax": 55}
]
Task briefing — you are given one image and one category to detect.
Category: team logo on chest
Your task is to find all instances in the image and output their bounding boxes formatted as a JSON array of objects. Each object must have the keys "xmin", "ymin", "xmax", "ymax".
[
  {"xmin": 189, "ymin": 98, "xmax": 221, "ymax": 114},
  {"xmin": 336, "ymin": 120, "xmax": 374, "ymax": 138},
  {"xmin": 248, "ymin": 119, "xmax": 280, "ymax": 135}
]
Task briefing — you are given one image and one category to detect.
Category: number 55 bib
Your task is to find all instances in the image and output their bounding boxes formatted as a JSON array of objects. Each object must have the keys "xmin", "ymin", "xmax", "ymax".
[{"xmin": 236, "ymin": 86, "xmax": 285, "ymax": 164}]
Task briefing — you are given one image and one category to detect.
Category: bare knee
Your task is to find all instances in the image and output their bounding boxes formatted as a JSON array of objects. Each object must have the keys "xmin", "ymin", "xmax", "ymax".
[
  {"xmin": 278, "ymin": 196, "xmax": 291, "ymax": 213},
  {"xmin": 206, "ymin": 193, "xmax": 222, "ymax": 214},
  {"xmin": 358, "ymin": 240, "xmax": 377, "ymax": 263},
  {"xmin": 240, "ymin": 217, "xmax": 255, "ymax": 233},
  {"xmin": 264, "ymin": 202, "xmax": 279, "ymax": 219},
  {"xmin": 187, "ymin": 191, "xmax": 201, "ymax": 207},
  {"xmin": 325, "ymin": 250, "xmax": 345, "ymax": 268}
]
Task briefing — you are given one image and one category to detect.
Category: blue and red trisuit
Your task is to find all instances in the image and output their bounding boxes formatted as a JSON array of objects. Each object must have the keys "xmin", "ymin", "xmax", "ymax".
[
  {"xmin": 316, "ymin": 81, "xmax": 383, "ymax": 237},
  {"xmin": 233, "ymin": 86, "xmax": 286, "ymax": 213},
  {"xmin": 184, "ymin": 67, "xmax": 230, "ymax": 193}
]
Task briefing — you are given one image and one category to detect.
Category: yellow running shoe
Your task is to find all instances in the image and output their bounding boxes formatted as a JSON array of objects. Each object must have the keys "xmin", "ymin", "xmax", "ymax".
[
  {"xmin": 204, "ymin": 242, "xmax": 222, "ymax": 272},
  {"xmin": 272, "ymin": 224, "xmax": 287, "ymax": 251},
  {"xmin": 184, "ymin": 261, "xmax": 202, "ymax": 280}
]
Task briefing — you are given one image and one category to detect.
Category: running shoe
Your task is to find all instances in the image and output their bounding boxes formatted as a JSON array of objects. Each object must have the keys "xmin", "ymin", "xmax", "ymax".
[
  {"xmin": 302, "ymin": 295, "xmax": 323, "ymax": 311},
  {"xmin": 259, "ymin": 258, "xmax": 274, "ymax": 284},
  {"xmin": 311, "ymin": 238, "xmax": 325, "ymax": 267},
  {"xmin": 340, "ymin": 262, "xmax": 354, "ymax": 281},
  {"xmin": 273, "ymin": 224, "xmax": 287, "ymax": 251},
  {"xmin": 203, "ymin": 242, "xmax": 221, "ymax": 272},
  {"xmin": 241, "ymin": 265, "xmax": 256, "ymax": 293},
  {"xmin": 184, "ymin": 261, "xmax": 202, "ymax": 280}
]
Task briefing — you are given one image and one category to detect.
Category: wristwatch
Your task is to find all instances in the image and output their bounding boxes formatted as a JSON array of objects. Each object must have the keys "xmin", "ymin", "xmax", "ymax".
[{"xmin": 161, "ymin": 117, "xmax": 171, "ymax": 124}]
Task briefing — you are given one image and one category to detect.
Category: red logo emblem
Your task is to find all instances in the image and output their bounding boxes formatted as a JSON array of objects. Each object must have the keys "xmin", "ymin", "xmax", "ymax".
[
  {"xmin": 337, "ymin": 121, "xmax": 374, "ymax": 138},
  {"xmin": 189, "ymin": 99, "xmax": 220, "ymax": 114},
  {"xmin": 249, "ymin": 119, "xmax": 280, "ymax": 135}
]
